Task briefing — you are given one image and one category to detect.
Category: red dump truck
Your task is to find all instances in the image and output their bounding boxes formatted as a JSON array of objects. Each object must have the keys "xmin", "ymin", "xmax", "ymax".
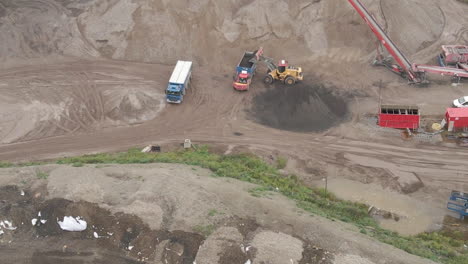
[{"xmin": 232, "ymin": 48, "xmax": 263, "ymax": 91}]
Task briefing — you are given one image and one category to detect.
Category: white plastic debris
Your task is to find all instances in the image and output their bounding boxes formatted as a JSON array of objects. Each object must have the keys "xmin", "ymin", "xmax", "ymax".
[
  {"xmin": 0, "ymin": 230, "xmax": 4, "ymax": 235},
  {"xmin": 0, "ymin": 220, "xmax": 17, "ymax": 230},
  {"xmin": 93, "ymin": 232, "xmax": 99, "ymax": 238},
  {"xmin": 141, "ymin": 146, "xmax": 151, "ymax": 153},
  {"xmin": 57, "ymin": 216, "xmax": 87, "ymax": 232},
  {"xmin": 20, "ymin": 190, "xmax": 25, "ymax": 196},
  {"xmin": 40, "ymin": 220, "xmax": 47, "ymax": 224},
  {"xmin": 38, "ymin": 212, "xmax": 41, "ymax": 217},
  {"xmin": 245, "ymin": 260, "xmax": 251, "ymax": 264},
  {"xmin": 128, "ymin": 245, "xmax": 134, "ymax": 250},
  {"xmin": 245, "ymin": 246, "xmax": 251, "ymax": 252},
  {"xmin": 107, "ymin": 232, "xmax": 113, "ymax": 236},
  {"xmin": 32, "ymin": 219, "xmax": 38, "ymax": 226}
]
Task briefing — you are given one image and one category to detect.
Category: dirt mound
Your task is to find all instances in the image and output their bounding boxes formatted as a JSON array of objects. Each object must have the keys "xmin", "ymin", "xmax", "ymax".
[
  {"xmin": 0, "ymin": 184, "xmax": 336, "ymax": 264},
  {"xmin": 0, "ymin": 0, "xmax": 98, "ymax": 61},
  {"xmin": 0, "ymin": 185, "xmax": 205, "ymax": 264},
  {"xmin": 1, "ymin": 0, "xmax": 452, "ymax": 69},
  {"xmin": 0, "ymin": 61, "xmax": 165, "ymax": 143},
  {"xmin": 0, "ymin": 164, "xmax": 440, "ymax": 264},
  {"xmin": 250, "ymin": 82, "xmax": 348, "ymax": 132}
]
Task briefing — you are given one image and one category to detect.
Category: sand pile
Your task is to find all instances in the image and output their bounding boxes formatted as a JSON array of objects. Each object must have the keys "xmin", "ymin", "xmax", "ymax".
[{"xmin": 0, "ymin": 0, "xmax": 449, "ymax": 67}]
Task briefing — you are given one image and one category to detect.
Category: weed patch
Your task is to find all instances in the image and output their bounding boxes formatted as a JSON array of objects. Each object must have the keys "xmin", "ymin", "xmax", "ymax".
[
  {"xmin": 193, "ymin": 224, "xmax": 215, "ymax": 237},
  {"xmin": 0, "ymin": 161, "xmax": 44, "ymax": 168},
  {"xmin": 248, "ymin": 186, "xmax": 275, "ymax": 197},
  {"xmin": 36, "ymin": 171, "xmax": 48, "ymax": 180},
  {"xmin": 0, "ymin": 161, "xmax": 14, "ymax": 168},
  {"xmin": 208, "ymin": 209, "xmax": 223, "ymax": 217},
  {"xmin": 72, "ymin": 162, "xmax": 84, "ymax": 167},
  {"xmin": 276, "ymin": 156, "xmax": 287, "ymax": 169}
]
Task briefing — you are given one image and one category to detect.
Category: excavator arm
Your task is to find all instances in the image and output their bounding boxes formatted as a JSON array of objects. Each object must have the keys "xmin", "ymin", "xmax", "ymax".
[{"xmin": 249, "ymin": 47, "xmax": 277, "ymax": 72}]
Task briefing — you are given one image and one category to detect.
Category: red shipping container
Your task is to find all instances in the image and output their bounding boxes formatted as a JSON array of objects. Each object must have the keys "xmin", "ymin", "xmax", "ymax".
[
  {"xmin": 378, "ymin": 105, "xmax": 420, "ymax": 129},
  {"xmin": 446, "ymin": 108, "xmax": 468, "ymax": 132}
]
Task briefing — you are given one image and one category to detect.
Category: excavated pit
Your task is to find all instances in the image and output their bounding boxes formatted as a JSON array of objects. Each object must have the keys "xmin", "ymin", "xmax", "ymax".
[{"xmin": 251, "ymin": 82, "xmax": 349, "ymax": 132}]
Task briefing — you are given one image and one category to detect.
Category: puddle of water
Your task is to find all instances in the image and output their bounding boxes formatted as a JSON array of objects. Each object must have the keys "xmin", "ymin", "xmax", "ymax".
[{"xmin": 326, "ymin": 179, "xmax": 438, "ymax": 235}]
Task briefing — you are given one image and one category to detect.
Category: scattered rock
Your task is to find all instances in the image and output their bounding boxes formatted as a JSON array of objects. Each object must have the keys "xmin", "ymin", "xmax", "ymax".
[{"xmin": 368, "ymin": 206, "xmax": 402, "ymax": 222}]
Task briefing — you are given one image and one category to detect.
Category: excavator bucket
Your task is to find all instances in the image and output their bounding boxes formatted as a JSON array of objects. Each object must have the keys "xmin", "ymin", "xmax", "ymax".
[{"xmin": 249, "ymin": 50, "xmax": 277, "ymax": 72}]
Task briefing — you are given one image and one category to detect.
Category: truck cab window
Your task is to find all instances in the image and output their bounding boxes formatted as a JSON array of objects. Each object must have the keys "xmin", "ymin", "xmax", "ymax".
[{"xmin": 239, "ymin": 77, "xmax": 247, "ymax": 84}]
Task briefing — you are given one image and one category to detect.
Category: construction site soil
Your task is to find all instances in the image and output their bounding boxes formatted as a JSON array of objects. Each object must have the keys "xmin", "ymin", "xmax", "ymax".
[
  {"xmin": 251, "ymin": 82, "xmax": 349, "ymax": 132},
  {"xmin": 1, "ymin": 0, "xmax": 468, "ymax": 263},
  {"xmin": 1, "ymin": 186, "xmax": 203, "ymax": 264},
  {"xmin": 0, "ymin": 164, "xmax": 435, "ymax": 264}
]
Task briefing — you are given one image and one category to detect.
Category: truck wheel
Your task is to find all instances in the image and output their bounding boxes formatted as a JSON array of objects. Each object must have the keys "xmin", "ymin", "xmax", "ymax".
[
  {"xmin": 264, "ymin": 75, "xmax": 273, "ymax": 84},
  {"xmin": 285, "ymin": 76, "xmax": 296, "ymax": 85}
]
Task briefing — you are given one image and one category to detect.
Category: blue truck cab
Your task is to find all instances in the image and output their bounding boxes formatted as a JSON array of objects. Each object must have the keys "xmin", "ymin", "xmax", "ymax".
[{"xmin": 166, "ymin": 61, "xmax": 193, "ymax": 104}]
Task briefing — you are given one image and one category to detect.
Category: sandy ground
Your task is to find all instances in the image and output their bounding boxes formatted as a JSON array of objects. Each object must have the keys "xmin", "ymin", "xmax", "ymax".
[
  {"xmin": 1, "ymin": 59, "xmax": 466, "ymax": 236},
  {"xmin": 0, "ymin": 163, "xmax": 436, "ymax": 264},
  {"xmin": 0, "ymin": 0, "xmax": 468, "ymax": 262},
  {"xmin": 0, "ymin": 59, "xmax": 166, "ymax": 143}
]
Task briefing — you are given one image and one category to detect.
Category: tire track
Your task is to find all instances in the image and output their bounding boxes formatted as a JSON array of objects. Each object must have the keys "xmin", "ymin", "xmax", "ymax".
[{"xmin": 0, "ymin": 60, "xmax": 167, "ymax": 143}]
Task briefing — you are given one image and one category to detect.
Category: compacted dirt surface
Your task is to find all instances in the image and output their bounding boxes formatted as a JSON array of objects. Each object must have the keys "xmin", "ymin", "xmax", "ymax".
[{"xmin": 0, "ymin": 0, "xmax": 468, "ymax": 263}]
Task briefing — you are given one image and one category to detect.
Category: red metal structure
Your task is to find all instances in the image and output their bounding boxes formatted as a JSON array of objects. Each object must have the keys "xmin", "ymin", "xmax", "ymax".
[
  {"xmin": 439, "ymin": 45, "xmax": 468, "ymax": 66},
  {"xmin": 379, "ymin": 105, "xmax": 420, "ymax": 129},
  {"xmin": 347, "ymin": 0, "xmax": 468, "ymax": 84},
  {"xmin": 233, "ymin": 70, "xmax": 251, "ymax": 91},
  {"xmin": 445, "ymin": 108, "xmax": 468, "ymax": 132}
]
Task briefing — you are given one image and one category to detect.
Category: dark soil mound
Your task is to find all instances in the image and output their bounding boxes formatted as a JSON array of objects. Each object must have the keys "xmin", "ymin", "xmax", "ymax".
[
  {"xmin": 251, "ymin": 82, "xmax": 349, "ymax": 132},
  {"xmin": 0, "ymin": 185, "xmax": 334, "ymax": 264},
  {"xmin": 0, "ymin": 186, "xmax": 203, "ymax": 264}
]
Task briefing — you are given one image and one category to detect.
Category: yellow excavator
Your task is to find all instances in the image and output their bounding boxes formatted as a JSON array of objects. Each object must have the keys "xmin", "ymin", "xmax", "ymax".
[{"xmin": 250, "ymin": 47, "xmax": 303, "ymax": 85}]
